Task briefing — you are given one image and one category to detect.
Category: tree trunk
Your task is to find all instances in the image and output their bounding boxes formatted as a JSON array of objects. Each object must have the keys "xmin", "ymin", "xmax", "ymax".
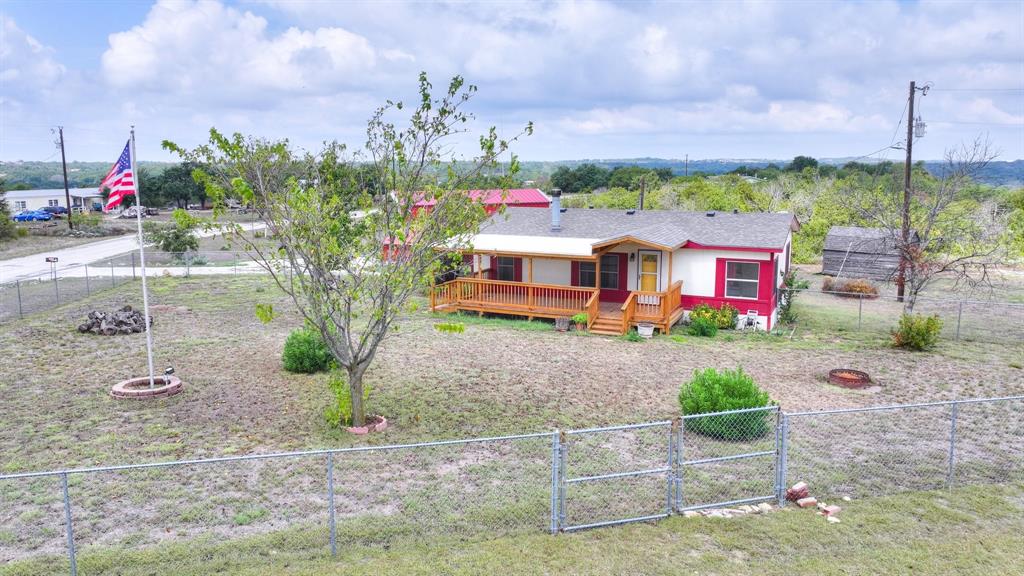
[
  {"xmin": 903, "ymin": 291, "xmax": 917, "ymax": 315},
  {"xmin": 347, "ymin": 363, "xmax": 367, "ymax": 427}
]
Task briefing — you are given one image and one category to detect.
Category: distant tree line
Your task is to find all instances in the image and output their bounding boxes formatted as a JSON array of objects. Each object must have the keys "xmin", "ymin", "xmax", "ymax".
[{"xmin": 550, "ymin": 163, "xmax": 673, "ymax": 194}]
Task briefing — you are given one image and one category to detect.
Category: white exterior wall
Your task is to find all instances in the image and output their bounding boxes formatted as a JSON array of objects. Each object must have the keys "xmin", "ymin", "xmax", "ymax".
[
  {"xmin": 531, "ymin": 258, "xmax": 570, "ymax": 284},
  {"xmin": 670, "ymin": 248, "xmax": 771, "ymax": 297}
]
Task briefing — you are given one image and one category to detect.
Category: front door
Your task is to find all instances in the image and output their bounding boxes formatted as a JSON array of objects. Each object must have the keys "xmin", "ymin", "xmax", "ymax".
[{"xmin": 639, "ymin": 251, "xmax": 661, "ymax": 292}]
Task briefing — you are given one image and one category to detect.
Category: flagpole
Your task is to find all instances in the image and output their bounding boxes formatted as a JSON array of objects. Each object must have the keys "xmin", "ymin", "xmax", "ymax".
[{"xmin": 130, "ymin": 126, "xmax": 157, "ymax": 389}]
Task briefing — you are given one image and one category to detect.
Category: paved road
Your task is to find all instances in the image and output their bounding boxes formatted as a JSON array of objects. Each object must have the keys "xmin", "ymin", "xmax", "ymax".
[{"xmin": 0, "ymin": 222, "xmax": 267, "ymax": 282}]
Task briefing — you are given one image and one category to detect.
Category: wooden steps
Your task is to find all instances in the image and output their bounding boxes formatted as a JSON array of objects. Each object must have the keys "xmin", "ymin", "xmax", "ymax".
[{"xmin": 590, "ymin": 316, "xmax": 625, "ymax": 336}]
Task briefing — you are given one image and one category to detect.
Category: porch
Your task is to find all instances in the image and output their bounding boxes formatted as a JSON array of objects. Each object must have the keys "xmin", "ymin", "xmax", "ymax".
[{"xmin": 429, "ymin": 277, "xmax": 685, "ymax": 336}]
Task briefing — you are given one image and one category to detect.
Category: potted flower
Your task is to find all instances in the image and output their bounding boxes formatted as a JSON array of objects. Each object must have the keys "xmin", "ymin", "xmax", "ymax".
[
  {"xmin": 637, "ymin": 322, "xmax": 655, "ymax": 339},
  {"xmin": 571, "ymin": 312, "xmax": 589, "ymax": 331}
]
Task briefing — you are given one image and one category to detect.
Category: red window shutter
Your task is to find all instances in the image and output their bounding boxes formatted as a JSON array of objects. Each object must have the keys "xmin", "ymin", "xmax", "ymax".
[
  {"xmin": 489, "ymin": 257, "xmax": 497, "ymax": 280},
  {"xmin": 714, "ymin": 259, "xmax": 727, "ymax": 298},
  {"xmin": 571, "ymin": 261, "xmax": 579, "ymax": 286},
  {"xmin": 513, "ymin": 257, "xmax": 523, "ymax": 282}
]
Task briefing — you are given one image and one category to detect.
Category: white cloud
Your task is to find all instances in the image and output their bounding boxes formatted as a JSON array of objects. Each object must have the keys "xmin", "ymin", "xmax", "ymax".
[{"xmin": 0, "ymin": 15, "xmax": 66, "ymax": 101}]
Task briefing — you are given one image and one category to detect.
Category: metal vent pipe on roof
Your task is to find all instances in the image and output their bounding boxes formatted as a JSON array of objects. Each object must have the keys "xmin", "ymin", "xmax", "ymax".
[{"xmin": 550, "ymin": 188, "xmax": 562, "ymax": 231}]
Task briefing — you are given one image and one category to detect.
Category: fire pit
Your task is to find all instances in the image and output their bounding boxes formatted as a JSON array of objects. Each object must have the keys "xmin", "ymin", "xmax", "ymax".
[
  {"xmin": 111, "ymin": 375, "xmax": 183, "ymax": 399},
  {"xmin": 828, "ymin": 369, "xmax": 872, "ymax": 389}
]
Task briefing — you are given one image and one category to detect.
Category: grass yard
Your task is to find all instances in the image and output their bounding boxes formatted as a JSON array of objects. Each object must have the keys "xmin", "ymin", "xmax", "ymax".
[
  {"xmin": 3, "ymin": 484, "xmax": 1022, "ymax": 575},
  {"xmin": 0, "ymin": 274, "xmax": 1021, "ymax": 572}
]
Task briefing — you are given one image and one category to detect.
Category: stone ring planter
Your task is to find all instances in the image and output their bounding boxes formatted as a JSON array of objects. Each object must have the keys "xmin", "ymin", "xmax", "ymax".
[
  {"xmin": 827, "ymin": 369, "xmax": 872, "ymax": 389},
  {"xmin": 346, "ymin": 415, "xmax": 388, "ymax": 435},
  {"xmin": 111, "ymin": 375, "xmax": 183, "ymax": 400}
]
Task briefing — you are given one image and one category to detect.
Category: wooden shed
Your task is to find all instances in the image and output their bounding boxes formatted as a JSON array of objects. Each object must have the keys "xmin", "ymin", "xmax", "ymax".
[{"xmin": 821, "ymin": 226, "xmax": 918, "ymax": 280}]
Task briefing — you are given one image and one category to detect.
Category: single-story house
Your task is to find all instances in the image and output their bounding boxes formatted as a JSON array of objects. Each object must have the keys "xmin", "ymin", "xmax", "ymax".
[
  {"xmin": 412, "ymin": 188, "xmax": 550, "ymax": 216},
  {"xmin": 430, "ymin": 192, "xmax": 799, "ymax": 335},
  {"xmin": 821, "ymin": 226, "xmax": 918, "ymax": 280},
  {"xmin": 5, "ymin": 188, "xmax": 104, "ymax": 213}
]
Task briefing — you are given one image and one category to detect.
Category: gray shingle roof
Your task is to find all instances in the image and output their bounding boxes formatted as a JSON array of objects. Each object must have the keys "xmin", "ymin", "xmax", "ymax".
[
  {"xmin": 824, "ymin": 226, "xmax": 916, "ymax": 254},
  {"xmin": 481, "ymin": 208, "xmax": 798, "ymax": 250}
]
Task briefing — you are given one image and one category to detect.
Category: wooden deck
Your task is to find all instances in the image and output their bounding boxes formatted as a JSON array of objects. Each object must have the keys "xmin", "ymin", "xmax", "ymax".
[{"xmin": 430, "ymin": 277, "xmax": 684, "ymax": 335}]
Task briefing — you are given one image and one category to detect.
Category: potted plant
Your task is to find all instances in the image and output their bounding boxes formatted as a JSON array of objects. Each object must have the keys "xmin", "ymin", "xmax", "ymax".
[
  {"xmin": 637, "ymin": 322, "xmax": 655, "ymax": 338},
  {"xmin": 571, "ymin": 312, "xmax": 589, "ymax": 331}
]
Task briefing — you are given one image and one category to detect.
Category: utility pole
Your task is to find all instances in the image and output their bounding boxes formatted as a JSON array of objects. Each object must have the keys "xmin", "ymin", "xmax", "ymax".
[
  {"xmin": 58, "ymin": 126, "xmax": 73, "ymax": 230},
  {"xmin": 638, "ymin": 177, "xmax": 646, "ymax": 211},
  {"xmin": 897, "ymin": 81, "xmax": 917, "ymax": 302},
  {"xmin": 684, "ymin": 154, "xmax": 689, "ymax": 177}
]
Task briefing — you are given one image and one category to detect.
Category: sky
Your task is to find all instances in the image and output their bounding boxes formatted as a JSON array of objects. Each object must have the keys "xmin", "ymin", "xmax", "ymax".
[{"xmin": 1, "ymin": 0, "xmax": 1022, "ymax": 163}]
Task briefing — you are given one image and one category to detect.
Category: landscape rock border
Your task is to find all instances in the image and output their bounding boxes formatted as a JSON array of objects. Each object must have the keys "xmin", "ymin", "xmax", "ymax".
[{"xmin": 110, "ymin": 376, "xmax": 183, "ymax": 400}]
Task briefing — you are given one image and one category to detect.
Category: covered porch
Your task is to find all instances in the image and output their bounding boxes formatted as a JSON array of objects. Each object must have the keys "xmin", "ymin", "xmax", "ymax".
[{"xmin": 430, "ymin": 246, "xmax": 684, "ymax": 335}]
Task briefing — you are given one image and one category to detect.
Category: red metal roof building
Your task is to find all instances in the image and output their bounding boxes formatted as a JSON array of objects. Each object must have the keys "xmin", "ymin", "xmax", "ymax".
[{"xmin": 413, "ymin": 188, "xmax": 550, "ymax": 215}]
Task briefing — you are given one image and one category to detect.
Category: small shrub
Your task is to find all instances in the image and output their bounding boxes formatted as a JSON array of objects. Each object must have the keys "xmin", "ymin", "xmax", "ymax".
[
  {"xmin": 282, "ymin": 328, "xmax": 333, "ymax": 373},
  {"xmin": 434, "ymin": 322, "xmax": 465, "ymax": 334},
  {"xmin": 571, "ymin": 312, "xmax": 589, "ymax": 326},
  {"xmin": 622, "ymin": 329, "xmax": 643, "ymax": 342},
  {"xmin": 687, "ymin": 316, "xmax": 718, "ymax": 337},
  {"xmin": 670, "ymin": 334, "xmax": 687, "ymax": 344},
  {"xmin": 777, "ymin": 271, "xmax": 809, "ymax": 325},
  {"xmin": 15, "ymin": 227, "xmax": 29, "ymax": 238},
  {"xmin": 324, "ymin": 370, "xmax": 371, "ymax": 428},
  {"xmin": 678, "ymin": 367, "xmax": 774, "ymax": 441},
  {"xmin": 891, "ymin": 313, "xmax": 942, "ymax": 351},
  {"xmin": 823, "ymin": 277, "xmax": 879, "ymax": 298},
  {"xmin": 690, "ymin": 303, "xmax": 739, "ymax": 329}
]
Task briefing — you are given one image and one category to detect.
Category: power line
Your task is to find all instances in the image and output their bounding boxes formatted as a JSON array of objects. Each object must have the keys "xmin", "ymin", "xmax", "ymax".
[{"xmin": 928, "ymin": 87, "xmax": 1024, "ymax": 92}]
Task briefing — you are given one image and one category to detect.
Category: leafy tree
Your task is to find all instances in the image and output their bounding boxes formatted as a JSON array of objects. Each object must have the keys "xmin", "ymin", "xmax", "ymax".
[
  {"xmin": 158, "ymin": 162, "xmax": 208, "ymax": 208},
  {"xmin": 0, "ymin": 180, "xmax": 17, "ymax": 240},
  {"xmin": 144, "ymin": 208, "xmax": 200, "ymax": 254},
  {"xmin": 785, "ymin": 156, "xmax": 819, "ymax": 172},
  {"xmin": 166, "ymin": 74, "xmax": 531, "ymax": 426}
]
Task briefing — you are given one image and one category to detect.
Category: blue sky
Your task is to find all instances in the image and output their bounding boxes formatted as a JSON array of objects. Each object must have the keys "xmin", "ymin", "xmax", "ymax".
[{"xmin": 1, "ymin": 0, "xmax": 1022, "ymax": 163}]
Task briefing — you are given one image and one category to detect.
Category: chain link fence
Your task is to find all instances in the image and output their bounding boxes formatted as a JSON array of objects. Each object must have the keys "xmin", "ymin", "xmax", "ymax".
[{"xmin": 2, "ymin": 396, "xmax": 1021, "ymax": 575}]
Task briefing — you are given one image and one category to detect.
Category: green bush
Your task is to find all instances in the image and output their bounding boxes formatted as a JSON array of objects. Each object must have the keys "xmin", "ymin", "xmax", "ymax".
[
  {"xmin": 282, "ymin": 328, "xmax": 333, "ymax": 373},
  {"xmin": 892, "ymin": 313, "xmax": 942, "ymax": 351},
  {"xmin": 571, "ymin": 312, "xmax": 589, "ymax": 326},
  {"xmin": 687, "ymin": 316, "xmax": 718, "ymax": 337},
  {"xmin": 678, "ymin": 367, "xmax": 774, "ymax": 441},
  {"xmin": 622, "ymin": 329, "xmax": 643, "ymax": 342},
  {"xmin": 434, "ymin": 322, "xmax": 465, "ymax": 334},
  {"xmin": 689, "ymin": 303, "xmax": 739, "ymax": 329}
]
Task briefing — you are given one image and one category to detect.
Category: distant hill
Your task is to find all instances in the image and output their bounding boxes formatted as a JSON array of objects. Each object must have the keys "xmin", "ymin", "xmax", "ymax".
[
  {"xmin": 520, "ymin": 158, "xmax": 1024, "ymax": 187},
  {"xmin": 4, "ymin": 158, "xmax": 1022, "ymax": 189},
  {"xmin": 0, "ymin": 161, "xmax": 174, "ymax": 190}
]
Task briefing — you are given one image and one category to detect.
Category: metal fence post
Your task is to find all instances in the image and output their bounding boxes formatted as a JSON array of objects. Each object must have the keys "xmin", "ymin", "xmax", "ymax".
[
  {"xmin": 777, "ymin": 414, "xmax": 789, "ymax": 507},
  {"xmin": 677, "ymin": 417, "xmax": 686, "ymax": 511},
  {"xmin": 549, "ymin": 431, "xmax": 560, "ymax": 534},
  {"xmin": 54, "ymin": 274, "xmax": 60, "ymax": 304},
  {"xmin": 185, "ymin": 253, "xmax": 191, "ymax": 278},
  {"xmin": 666, "ymin": 420, "xmax": 677, "ymax": 514},
  {"xmin": 327, "ymin": 452, "xmax": 337, "ymax": 556},
  {"xmin": 132, "ymin": 252, "xmax": 136, "ymax": 280},
  {"xmin": 558, "ymin": 431, "xmax": 568, "ymax": 531},
  {"xmin": 84, "ymin": 265, "xmax": 90, "ymax": 296},
  {"xmin": 857, "ymin": 294, "xmax": 863, "ymax": 331},
  {"xmin": 61, "ymin": 472, "xmax": 78, "ymax": 576},
  {"xmin": 955, "ymin": 301, "xmax": 963, "ymax": 341},
  {"xmin": 773, "ymin": 408, "xmax": 782, "ymax": 504},
  {"xmin": 111, "ymin": 260, "xmax": 116, "ymax": 288},
  {"xmin": 946, "ymin": 402, "xmax": 959, "ymax": 488},
  {"xmin": 16, "ymin": 279, "xmax": 23, "ymax": 319}
]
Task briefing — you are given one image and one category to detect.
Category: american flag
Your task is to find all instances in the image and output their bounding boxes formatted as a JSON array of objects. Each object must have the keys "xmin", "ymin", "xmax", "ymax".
[{"xmin": 100, "ymin": 141, "xmax": 135, "ymax": 212}]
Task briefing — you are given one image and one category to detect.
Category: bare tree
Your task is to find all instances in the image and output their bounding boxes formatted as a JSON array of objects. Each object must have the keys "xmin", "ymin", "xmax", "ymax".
[
  {"xmin": 166, "ymin": 74, "xmax": 531, "ymax": 426},
  {"xmin": 856, "ymin": 137, "xmax": 1004, "ymax": 313}
]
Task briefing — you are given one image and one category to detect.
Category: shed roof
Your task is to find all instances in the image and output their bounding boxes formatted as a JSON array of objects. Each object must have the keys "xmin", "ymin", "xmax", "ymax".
[
  {"xmin": 824, "ymin": 226, "xmax": 915, "ymax": 254},
  {"xmin": 414, "ymin": 188, "xmax": 549, "ymax": 208},
  {"xmin": 478, "ymin": 208, "xmax": 798, "ymax": 252},
  {"xmin": 5, "ymin": 188, "xmax": 103, "ymax": 199}
]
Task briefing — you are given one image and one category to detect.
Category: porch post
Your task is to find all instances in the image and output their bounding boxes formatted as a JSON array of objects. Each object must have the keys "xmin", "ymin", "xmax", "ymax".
[
  {"xmin": 595, "ymin": 256, "xmax": 601, "ymax": 290},
  {"xmin": 475, "ymin": 254, "xmax": 482, "ymax": 279},
  {"xmin": 528, "ymin": 257, "xmax": 534, "ymax": 283}
]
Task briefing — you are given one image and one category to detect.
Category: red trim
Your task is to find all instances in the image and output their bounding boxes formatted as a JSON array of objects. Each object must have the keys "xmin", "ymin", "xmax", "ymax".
[
  {"xmin": 599, "ymin": 252, "xmax": 629, "ymax": 303},
  {"xmin": 702, "ymin": 256, "xmax": 778, "ymax": 329},
  {"xmin": 570, "ymin": 261, "xmax": 580, "ymax": 286},
  {"xmin": 513, "ymin": 257, "xmax": 523, "ymax": 282},
  {"xmin": 683, "ymin": 241, "xmax": 782, "ymax": 253}
]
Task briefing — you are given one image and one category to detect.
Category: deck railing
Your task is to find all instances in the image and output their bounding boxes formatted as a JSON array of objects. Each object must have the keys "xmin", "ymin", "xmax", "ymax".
[{"xmin": 431, "ymin": 277, "xmax": 598, "ymax": 318}]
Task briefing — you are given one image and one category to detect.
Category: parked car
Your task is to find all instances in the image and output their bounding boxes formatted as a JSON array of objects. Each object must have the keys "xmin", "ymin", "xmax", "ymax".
[
  {"xmin": 40, "ymin": 206, "xmax": 69, "ymax": 217},
  {"xmin": 12, "ymin": 210, "xmax": 53, "ymax": 222}
]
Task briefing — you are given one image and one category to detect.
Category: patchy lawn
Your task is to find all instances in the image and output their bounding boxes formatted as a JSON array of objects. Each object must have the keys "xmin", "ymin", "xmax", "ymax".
[
  {"xmin": 1, "ymin": 274, "xmax": 1021, "ymax": 472},
  {"xmin": 3, "ymin": 484, "xmax": 1022, "ymax": 575}
]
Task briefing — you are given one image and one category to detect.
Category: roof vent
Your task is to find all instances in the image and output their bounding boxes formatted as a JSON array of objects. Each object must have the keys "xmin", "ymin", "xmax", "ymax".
[
  {"xmin": 626, "ymin": 209, "xmax": 636, "ymax": 215},
  {"xmin": 706, "ymin": 211, "xmax": 715, "ymax": 217}
]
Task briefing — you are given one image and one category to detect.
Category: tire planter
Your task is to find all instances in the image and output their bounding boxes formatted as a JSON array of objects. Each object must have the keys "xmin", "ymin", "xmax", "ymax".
[
  {"xmin": 346, "ymin": 415, "xmax": 388, "ymax": 435},
  {"xmin": 111, "ymin": 375, "xmax": 183, "ymax": 399},
  {"xmin": 828, "ymin": 369, "xmax": 872, "ymax": 389}
]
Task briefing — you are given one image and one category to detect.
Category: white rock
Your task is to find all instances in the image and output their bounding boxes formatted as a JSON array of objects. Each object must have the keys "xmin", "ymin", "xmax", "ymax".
[{"xmin": 826, "ymin": 516, "xmax": 841, "ymax": 524}]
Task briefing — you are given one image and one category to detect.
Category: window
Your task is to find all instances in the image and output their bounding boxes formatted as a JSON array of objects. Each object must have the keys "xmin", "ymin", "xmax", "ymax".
[
  {"xmin": 725, "ymin": 261, "xmax": 759, "ymax": 299},
  {"xmin": 48, "ymin": 199, "xmax": 59, "ymax": 207},
  {"xmin": 495, "ymin": 257, "xmax": 516, "ymax": 281},
  {"xmin": 599, "ymin": 254, "xmax": 620, "ymax": 289},
  {"xmin": 577, "ymin": 262, "xmax": 596, "ymax": 287},
  {"xmin": 14, "ymin": 201, "xmax": 26, "ymax": 211}
]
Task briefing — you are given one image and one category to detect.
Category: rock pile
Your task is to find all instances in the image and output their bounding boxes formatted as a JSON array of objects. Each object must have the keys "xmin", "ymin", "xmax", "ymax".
[
  {"xmin": 78, "ymin": 306, "xmax": 152, "ymax": 335},
  {"xmin": 785, "ymin": 481, "xmax": 845, "ymax": 523},
  {"xmin": 682, "ymin": 502, "xmax": 774, "ymax": 519}
]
